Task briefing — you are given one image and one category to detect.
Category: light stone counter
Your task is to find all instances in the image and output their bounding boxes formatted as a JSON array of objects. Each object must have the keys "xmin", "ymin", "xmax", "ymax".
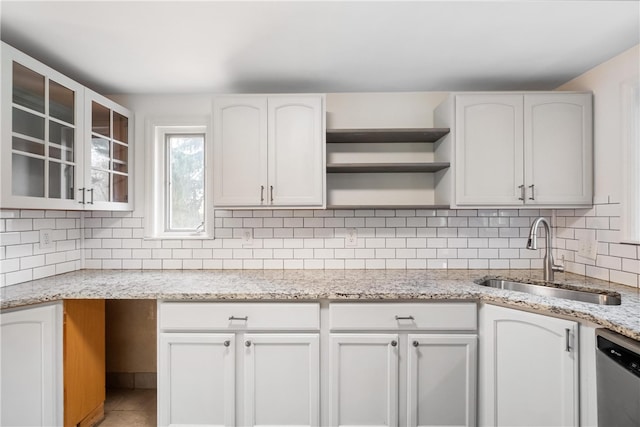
[{"xmin": 1, "ymin": 269, "xmax": 638, "ymax": 340}]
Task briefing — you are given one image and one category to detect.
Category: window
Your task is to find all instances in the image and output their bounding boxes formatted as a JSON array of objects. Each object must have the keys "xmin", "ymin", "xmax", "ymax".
[
  {"xmin": 622, "ymin": 79, "xmax": 640, "ymax": 244},
  {"xmin": 146, "ymin": 118, "xmax": 212, "ymax": 238}
]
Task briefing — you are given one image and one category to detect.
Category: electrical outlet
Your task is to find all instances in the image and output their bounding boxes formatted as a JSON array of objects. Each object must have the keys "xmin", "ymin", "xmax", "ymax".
[
  {"xmin": 577, "ymin": 231, "xmax": 598, "ymax": 261},
  {"xmin": 39, "ymin": 229, "xmax": 54, "ymax": 249},
  {"xmin": 345, "ymin": 228, "xmax": 358, "ymax": 248},
  {"xmin": 241, "ymin": 229, "xmax": 253, "ymax": 246}
]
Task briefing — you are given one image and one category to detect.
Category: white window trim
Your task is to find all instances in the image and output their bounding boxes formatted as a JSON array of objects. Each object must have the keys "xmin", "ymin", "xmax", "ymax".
[
  {"xmin": 621, "ymin": 77, "xmax": 640, "ymax": 245},
  {"xmin": 145, "ymin": 116, "xmax": 213, "ymax": 239}
]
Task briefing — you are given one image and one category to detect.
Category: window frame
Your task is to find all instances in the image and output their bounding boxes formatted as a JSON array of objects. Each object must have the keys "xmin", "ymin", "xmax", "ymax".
[
  {"xmin": 145, "ymin": 117, "xmax": 213, "ymax": 239},
  {"xmin": 621, "ymin": 79, "xmax": 640, "ymax": 245}
]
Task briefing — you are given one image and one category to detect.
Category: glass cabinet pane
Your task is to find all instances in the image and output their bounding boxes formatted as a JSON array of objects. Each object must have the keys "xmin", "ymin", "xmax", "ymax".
[
  {"xmin": 113, "ymin": 112, "xmax": 128, "ymax": 143},
  {"xmin": 91, "ymin": 170, "xmax": 110, "ymax": 202},
  {"xmin": 49, "ymin": 80, "xmax": 74, "ymax": 124},
  {"xmin": 48, "ymin": 162, "xmax": 74, "ymax": 199},
  {"xmin": 113, "ymin": 142, "xmax": 127, "ymax": 162},
  {"xmin": 91, "ymin": 137, "xmax": 110, "ymax": 169},
  {"xmin": 13, "ymin": 136, "xmax": 45, "ymax": 156},
  {"xmin": 13, "ymin": 108, "xmax": 45, "ymax": 140},
  {"xmin": 113, "ymin": 174, "xmax": 128, "ymax": 203},
  {"xmin": 12, "ymin": 154, "xmax": 44, "ymax": 197},
  {"xmin": 92, "ymin": 101, "xmax": 110, "ymax": 137},
  {"xmin": 49, "ymin": 122, "xmax": 74, "ymax": 161},
  {"xmin": 13, "ymin": 62, "xmax": 45, "ymax": 113}
]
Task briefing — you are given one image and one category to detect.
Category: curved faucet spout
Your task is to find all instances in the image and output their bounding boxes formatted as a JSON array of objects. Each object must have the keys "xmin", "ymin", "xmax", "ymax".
[{"xmin": 526, "ymin": 217, "xmax": 564, "ymax": 281}]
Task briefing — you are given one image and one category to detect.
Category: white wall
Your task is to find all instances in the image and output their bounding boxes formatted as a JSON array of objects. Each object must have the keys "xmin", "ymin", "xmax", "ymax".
[{"xmin": 554, "ymin": 45, "xmax": 640, "ymax": 287}]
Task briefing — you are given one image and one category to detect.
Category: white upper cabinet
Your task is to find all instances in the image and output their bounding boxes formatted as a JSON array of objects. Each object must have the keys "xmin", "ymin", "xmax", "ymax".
[
  {"xmin": 84, "ymin": 89, "xmax": 134, "ymax": 210},
  {"xmin": 440, "ymin": 92, "xmax": 592, "ymax": 208},
  {"xmin": 1, "ymin": 43, "xmax": 84, "ymax": 210},
  {"xmin": 213, "ymin": 95, "xmax": 325, "ymax": 208},
  {"xmin": 1, "ymin": 42, "xmax": 134, "ymax": 211},
  {"xmin": 454, "ymin": 94, "xmax": 524, "ymax": 206},
  {"xmin": 524, "ymin": 94, "xmax": 593, "ymax": 205}
]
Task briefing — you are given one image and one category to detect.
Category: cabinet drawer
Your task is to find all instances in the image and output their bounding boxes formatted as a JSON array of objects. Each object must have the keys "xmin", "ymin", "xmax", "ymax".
[
  {"xmin": 330, "ymin": 302, "xmax": 477, "ymax": 331},
  {"xmin": 159, "ymin": 302, "xmax": 320, "ymax": 331}
]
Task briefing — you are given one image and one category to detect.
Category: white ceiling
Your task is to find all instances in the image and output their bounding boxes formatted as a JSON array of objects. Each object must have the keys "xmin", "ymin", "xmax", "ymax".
[{"xmin": 1, "ymin": 1, "xmax": 639, "ymax": 95}]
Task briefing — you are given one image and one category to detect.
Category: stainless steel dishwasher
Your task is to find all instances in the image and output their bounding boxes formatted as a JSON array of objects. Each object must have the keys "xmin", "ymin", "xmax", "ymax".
[{"xmin": 595, "ymin": 329, "xmax": 640, "ymax": 426}]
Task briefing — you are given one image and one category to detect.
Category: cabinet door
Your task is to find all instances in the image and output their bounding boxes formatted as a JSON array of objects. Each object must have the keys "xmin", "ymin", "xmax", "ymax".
[
  {"xmin": 84, "ymin": 89, "xmax": 134, "ymax": 210},
  {"xmin": 330, "ymin": 334, "xmax": 399, "ymax": 427},
  {"xmin": 1, "ymin": 43, "xmax": 84, "ymax": 210},
  {"xmin": 158, "ymin": 333, "xmax": 235, "ymax": 427},
  {"xmin": 479, "ymin": 304, "xmax": 579, "ymax": 427},
  {"xmin": 244, "ymin": 334, "xmax": 320, "ymax": 426},
  {"xmin": 268, "ymin": 96, "xmax": 324, "ymax": 206},
  {"xmin": 524, "ymin": 94, "xmax": 593, "ymax": 205},
  {"xmin": 0, "ymin": 302, "xmax": 63, "ymax": 427},
  {"xmin": 213, "ymin": 97, "xmax": 268, "ymax": 206},
  {"xmin": 455, "ymin": 95, "xmax": 524, "ymax": 206},
  {"xmin": 407, "ymin": 334, "xmax": 477, "ymax": 427}
]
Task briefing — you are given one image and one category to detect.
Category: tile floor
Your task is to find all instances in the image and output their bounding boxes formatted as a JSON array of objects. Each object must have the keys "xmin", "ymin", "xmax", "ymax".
[{"xmin": 98, "ymin": 388, "xmax": 156, "ymax": 427}]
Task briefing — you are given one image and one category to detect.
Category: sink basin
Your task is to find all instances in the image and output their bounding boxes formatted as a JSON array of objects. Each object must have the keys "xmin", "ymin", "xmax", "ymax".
[{"xmin": 478, "ymin": 279, "xmax": 621, "ymax": 305}]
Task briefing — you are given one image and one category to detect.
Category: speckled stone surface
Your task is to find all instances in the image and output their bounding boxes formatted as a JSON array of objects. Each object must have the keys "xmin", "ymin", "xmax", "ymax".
[{"xmin": 1, "ymin": 269, "xmax": 638, "ymax": 340}]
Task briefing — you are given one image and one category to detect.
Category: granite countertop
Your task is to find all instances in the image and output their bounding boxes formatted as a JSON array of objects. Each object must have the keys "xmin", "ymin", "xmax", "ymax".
[{"xmin": 1, "ymin": 269, "xmax": 638, "ymax": 340}]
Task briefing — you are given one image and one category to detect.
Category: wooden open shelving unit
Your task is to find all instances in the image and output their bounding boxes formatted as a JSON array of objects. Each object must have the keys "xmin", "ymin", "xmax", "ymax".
[{"xmin": 325, "ymin": 128, "xmax": 452, "ymax": 209}]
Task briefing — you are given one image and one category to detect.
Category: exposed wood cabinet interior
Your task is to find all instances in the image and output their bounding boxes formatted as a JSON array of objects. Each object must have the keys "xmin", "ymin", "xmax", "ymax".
[{"xmin": 64, "ymin": 299, "xmax": 106, "ymax": 427}]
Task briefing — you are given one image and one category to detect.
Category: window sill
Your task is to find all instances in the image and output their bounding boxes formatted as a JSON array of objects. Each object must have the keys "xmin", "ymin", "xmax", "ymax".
[{"xmin": 144, "ymin": 233, "xmax": 213, "ymax": 241}]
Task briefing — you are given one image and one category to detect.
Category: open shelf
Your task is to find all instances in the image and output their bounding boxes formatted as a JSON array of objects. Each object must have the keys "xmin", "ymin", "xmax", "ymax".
[
  {"xmin": 326, "ymin": 162, "xmax": 450, "ymax": 173},
  {"xmin": 326, "ymin": 128, "xmax": 450, "ymax": 143},
  {"xmin": 327, "ymin": 204, "xmax": 450, "ymax": 209}
]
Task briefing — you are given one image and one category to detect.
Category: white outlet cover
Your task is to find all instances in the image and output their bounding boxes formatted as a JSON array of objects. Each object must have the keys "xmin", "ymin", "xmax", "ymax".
[
  {"xmin": 345, "ymin": 228, "xmax": 357, "ymax": 248},
  {"xmin": 577, "ymin": 230, "xmax": 598, "ymax": 261},
  {"xmin": 39, "ymin": 229, "xmax": 54, "ymax": 249},
  {"xmin": 241, "ymin": 229, "xmax": 253, "ymax": 246}
]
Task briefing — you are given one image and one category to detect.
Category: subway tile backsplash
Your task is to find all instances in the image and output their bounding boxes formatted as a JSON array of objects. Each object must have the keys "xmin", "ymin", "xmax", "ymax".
[{"xmin": 1, "ymin": 204, "xmax": 638, "ymax": 288}]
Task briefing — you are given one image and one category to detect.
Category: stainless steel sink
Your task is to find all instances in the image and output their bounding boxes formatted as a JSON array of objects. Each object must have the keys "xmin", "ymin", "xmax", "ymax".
[{"xmin": 478, "ymin": 278, "xmax": 621, "ymax": 305}]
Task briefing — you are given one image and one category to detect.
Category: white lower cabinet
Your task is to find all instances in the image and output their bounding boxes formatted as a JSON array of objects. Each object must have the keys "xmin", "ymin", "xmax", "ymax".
[
  {"xmin": 157, "ymin": 302, "xmax": 320, "ymax": 427},
  {"xmin": 159, "ymin": 333, "xmax": 236, "ymax": 427},
  {"xmin": 479, "ymin": 304, "xmax": 579, "ymax": 427},
  {"xmin": 0, "ymin": 302, "xmax": 63, "ymax": 427},
  {"xmin": 407, "ymin": 335, "xmax": 477, "ymax": 427},
  {"xmin": 329, "ymin": 303, "xmax": 478, "ymax": 427},
  {"xmin": 330, "ymin": 334, "xmax": 400, "ymax": 426}
]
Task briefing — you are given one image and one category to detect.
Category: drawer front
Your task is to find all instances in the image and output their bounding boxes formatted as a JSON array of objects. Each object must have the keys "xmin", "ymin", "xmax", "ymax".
[
  {"xmin": 330, "ymin": 302, "xmax": 477, "ymax": 331},
  {"xmin": 160, "ymin": 302, "xmax": 320, "ymax": 331}
]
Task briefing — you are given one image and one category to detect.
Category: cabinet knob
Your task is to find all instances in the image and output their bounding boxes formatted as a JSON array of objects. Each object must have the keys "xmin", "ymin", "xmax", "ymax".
[
  {"xmin": 245, "ymin": 340, "xmax": 252, "ymax": 347},
  {"xmin": 391, "ymin": 340, "xmax": 398, "ymax": 347},
  {"xmin": 413, "ymin": 340, "xmax": 419, "ymax": 347},
  {"xmin": 223, "ymin": 340, "xmax": 230, "ymax": 347}
]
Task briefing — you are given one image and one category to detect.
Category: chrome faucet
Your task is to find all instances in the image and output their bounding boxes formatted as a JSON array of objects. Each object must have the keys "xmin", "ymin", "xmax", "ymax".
[{"xmin": 526, "ymin": 217, "xmax": 564, "ymax": 282}]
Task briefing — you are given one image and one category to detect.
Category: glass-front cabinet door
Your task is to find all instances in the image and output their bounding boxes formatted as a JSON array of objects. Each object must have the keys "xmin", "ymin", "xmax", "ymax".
[
  {"xmin": 1, "ymin": 43, "xmax": 83, "ymax": 209},
  {"xmin": 84, "ymin": 89, "xmax": 133, "ymax": 210}
]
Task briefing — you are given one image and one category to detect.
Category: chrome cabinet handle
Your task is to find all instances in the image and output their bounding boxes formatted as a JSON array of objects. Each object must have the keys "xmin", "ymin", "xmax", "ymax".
[
  {"xmin": 270, "ymin": 185, "xmax": 274, "ymax": 203},
  {"xmin": 529, "ymin": 184, "xmax": 535, "ymax": 200},
  {"xmin": 79, "ymin": 188, "xmax": 85, "ymax": 204},
  {"xmin": 565, "ymin": 329, "xmax": 570, "ymax": 352},
  {"xmin": 395, "ymin": 315, "xmax": 414, "ymax": 321},
  {"xmin": 260, "ymin": 185, "xmax": 264, "ymax": 203},
  {"xmin": 88, "ymin": 188, "xmax": 94, "ymax": 204},
  {"xmin": 413, "ymin": 340, "xmax": 419, "ymax": 347},
  {"xmin": 228, "ymin": 316, "xmax": 248, "ymax": 321},
  {"xmin": 391, "ymin": 340, "xmax": 398, "ymax": 347},
  {"xmin": 245, "ymin": 340, "xmax": 252, "ymax": 347},
  {"xmin": 223, "ymin": 340, "xmax": 231, "ymax": 347},
  {"xmin": 518, "ymin": 184, "xmax": 525, "ymax": 201}
]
